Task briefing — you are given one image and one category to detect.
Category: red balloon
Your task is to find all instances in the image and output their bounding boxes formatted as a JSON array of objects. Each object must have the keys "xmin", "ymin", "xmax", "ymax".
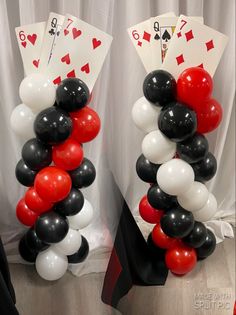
[
  {"xmin": 152, "ymin": 223, "xmax": 180, "ymax": 249},
  {"xmin": 34, "ymin": 166, "xmax": 72, "ymax": 203},
  {"xmin": 52, "ymin": 138, "xmax": 84, "ymax": 170},
  {"xmin": 70, "ymin": 106, "xmax": 101, "ymax": 143},
  {"xmin": 165, "ymin": 243, "xmax": 197, "ymax": 275},
  {"xmin": 177, "ymin": 67, "xmax": 213, "ymax": 110},
  {"xmin": 196, "ymin": 98, "xmax": 223, "ymax": 133},
  {"xmin": 139, "ymin": 195, "xmax": 164, "ymax": 224},
  {"xmin": 16, "ymin": 198, "xmax": 38, "ymax": 226},
  {"xmin": 25, "ymin": 187, "xmax": 53, "ymax": 214}
]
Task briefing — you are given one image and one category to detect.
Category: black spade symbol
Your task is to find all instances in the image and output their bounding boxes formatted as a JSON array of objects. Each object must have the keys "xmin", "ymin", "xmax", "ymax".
[
  {"xmin": 162, "ymin": 30, "xmax": 171, "ymax": 42},
  {"xmin": 154, "ymin": 33, "xmax": 160, "ymax": 40}
]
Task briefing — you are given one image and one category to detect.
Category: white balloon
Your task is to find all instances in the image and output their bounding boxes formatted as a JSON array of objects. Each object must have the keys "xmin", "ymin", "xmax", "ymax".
[
  {"xmin": 132, "ymin": 96, "xmax": 161, "ymax": 133},
  {"xmin": 36, "ymin": 248, "xmax": 68, "ymax": 281},
  {"xmin": 157, "ymin": 159, "xmax": 194, "ymax": 195},
  {"xmin": 68, "ymin": 199, "xmax": 94, "ymax": 230},
  {"xmin": 177, "ymin": 181, "xmax": 209, "ymax": 212},
  {"xmin": 19, "ymin": 73, "xmax": 56, "ymax": 112},
  {"xmin": 54, "ymin": 229, "xmax": 82, "ymax": 255},
  {"xmin": 142, "ymin": 130, "xmax": 176, "ymax": 164},
  {"xmin": 193, "ymin": 193, "xmax": 218, "ymax": 222},
  {"xmin": 10, "ymin": 104, "xmax": 35, "ymax": 139}
]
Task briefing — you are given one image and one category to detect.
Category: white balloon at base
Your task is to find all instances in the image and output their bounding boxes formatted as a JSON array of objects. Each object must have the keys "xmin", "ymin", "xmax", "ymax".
[
  {"xmin": 54, "ymin": 229, "xmax": 82, "ymax": 256},
  {"xmin": 67, "ymin": 199, "xmax": 94, "ymax": 230},
  {"xmin": 10, "ymin": 104, "xmax": 35, "ymax": 139},
  {"xmin": 19, "ymin": 73, "xmax": 56, "ymax": 113},
  {"xmin": 177, "ymin": 181, "xmax": 209, "ymax": 212},
  {"xmin": 157, "ymin": 159, "xmax": 194, "ymax": 195},
  {"xmin": 142, "ymin": 130, "xmax": 176, "ymax": 164},
  {"xmin": 193, "ymin": 193, "xmax": 218, "ymax": 222},
  {"xmin": 132, "ymin": 97, "xmax": 161, "ymax": 133},
  {"xmin": 36, "ymin": 248, "xmax": 68, "ymax": 281}
]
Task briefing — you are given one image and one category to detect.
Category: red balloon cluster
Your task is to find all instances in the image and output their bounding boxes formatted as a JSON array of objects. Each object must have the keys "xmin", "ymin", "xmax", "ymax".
[{"xmin": 177, "ymin": 67, "xmax": 223, "ymax": 134}]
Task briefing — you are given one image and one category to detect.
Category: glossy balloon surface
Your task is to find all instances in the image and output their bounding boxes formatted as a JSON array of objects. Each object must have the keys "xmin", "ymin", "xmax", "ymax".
[
  {"xmin": 136, "ymin": 154, "xmax": 159, "ymax": 183},
  {"xmin": 56, "ymin": 78, "xmax": 90, "ymax": 112},
  {"xmin": 158, "ymin": 102, "xmax": 197, "ymax": 142},
  {"xmin": 54, "ymin": 188, "xmax": 84, "ymax": 216},
  {"xmin": 147, "ymin": 183, "xmax": 178, "ymax": 211},
  {"xmin": 34, "ymin": 107, "xmax": 72, "ymax": 145},
  {"xmin": 191, "ymin": 152, "xmax": 217, "ymax": 182},
  {"xmin": 183, "ymin": 221, "xmax": 207, "ymax": 248},
  {"xmin": 177, "ymin": 133, "xmax": 209, "ymax": 163},
  {"xmin": 15, "ymin": 159, "xmax": 37, "ymax": 187},
  {"xmin": 160, "ymin": 208, "xmax": 194, "ymax": 238},
  {"xmin": 69, "ymin": 158, "xmax": 96, "ymax": 188},
  {"xmin": 196, "ymin": 229, "xmax": 216, "ymax": 260},
  {"xmin": 67, "ymin": 236, "xmax": 89, "ymax": 264},
  {"xmin": 143, "ymin": 70, "xmax": 176, "ymax": 105},
  {"xmin": 139, "ymin": 195, "xmax": 164, "ymax": 224}
]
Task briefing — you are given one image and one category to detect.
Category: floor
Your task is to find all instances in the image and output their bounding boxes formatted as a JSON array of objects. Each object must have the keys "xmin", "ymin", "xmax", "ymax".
[{"xmin": 10, "ymin": 238, "xmax": 235, "ymax": 315}]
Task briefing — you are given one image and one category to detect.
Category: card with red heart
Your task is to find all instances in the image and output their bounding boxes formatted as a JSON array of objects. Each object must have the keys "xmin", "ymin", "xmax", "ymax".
[
  {"xmin": 46, "ymin": 14, "xmax": 113, "ymax": 91},
  {"xmin": 15, "ymin": 22, "xmax": 46, "ymax": 75}
]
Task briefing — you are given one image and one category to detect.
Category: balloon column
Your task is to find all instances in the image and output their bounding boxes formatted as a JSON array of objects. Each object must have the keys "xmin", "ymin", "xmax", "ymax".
[
  {"xmin": 11, "ymin": 75, "xmax": 99, "ymax": 280},
  {"xmin": 132, "ymin": 67, "xmax": 221, "ymax": 275}
]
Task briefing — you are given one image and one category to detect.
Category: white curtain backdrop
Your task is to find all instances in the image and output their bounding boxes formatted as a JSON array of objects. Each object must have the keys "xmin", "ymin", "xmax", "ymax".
[{"xmin": 0, "ymin": 0, "xmax": 235, "ymax": 276}]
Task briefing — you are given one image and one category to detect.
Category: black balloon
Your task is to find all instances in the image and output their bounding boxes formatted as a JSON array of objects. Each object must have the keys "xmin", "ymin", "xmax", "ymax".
[
  {"xmin": 136, "ymin": 154, "xmax": 159, "ymax": 183},
  {"xmin": 69, "ymin": 158, "xmax": 96, "ymax": 188},
  {"xmin": 67, "ymin": 236, "xmax": 89, "ymax": 263},
  {"xmin": 196, "ymin": 229, "xmax": 216, "ymax": 260},
  {"xmin": 19, "ymin": 236, "xmax": 37, "ymax": 263},
  {"xmin": 34, "ymin": 107, "xmax": 72, "ymax": 145},
  {"xmin": 56, "ymin": 78, "xmax": 90, "ymax": 112},
  {"xmin": 21, "ymin": 138, "xmax": 52, "ymax": 171},
  {"xmin": 183, "ymin": 221, "xmax": 207, "ymax": 248},
  {"xmin": 191, "ymin": 152, "xmax": 217, "ymax": 182},
  {"xmin": 54, "ymin": 188, "xmax": 84, "ymax": 216},
  {"xmin": 15, "ymin": 159, "xmax": 38, "ymax": 186},
  {"xmin": 160, "ymin": 208, "xmax": 194, "ymax": 238},
  {"xmin": 143, "ymin": 70, "xmax": 176, "ymax": 105},
  {"xmin": 158, "ymin": 102, "xmax": 197, "ymax": 142},
  {"xmin": 25, "ymin": 227, "xmax": 49, "ymax": 252},
  {"xmin": 35, "ymin": 212, "xmax": 69, "ymax": 244},
  {"xmin": 177, "ymin": 133, "xmax": 209, "ymax": 163},
  {"xmin": 147, "ymin": 184, "xmax": 178, "ymax": 211}
]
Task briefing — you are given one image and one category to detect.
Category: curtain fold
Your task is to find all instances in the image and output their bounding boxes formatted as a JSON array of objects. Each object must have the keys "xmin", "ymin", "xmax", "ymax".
[{"xmin": 0, "ymin": 0, "xmax": 235, "ymax": 275}]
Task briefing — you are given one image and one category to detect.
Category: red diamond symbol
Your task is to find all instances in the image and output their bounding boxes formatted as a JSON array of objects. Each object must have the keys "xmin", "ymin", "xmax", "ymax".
[
  {"xmin": 176, "ymin": 54, "xmax": 184, "ymax": 65},
  {"xmin": 206, "ymin": 39, "xmax": 214, "ymax": 51},
  {"xmin": 143, "ymin": 31, "xmax": 151, "ymax": 42},
  {"xmin": 138, "ymin": 41, "xmax": 142, "ymax": 47},
  {"xmin": 177, "ymin": 32, "xmax": 182, "ymax": 38},
  {"xmin": 197, "ymin": 63, "xmax": 204, "ymax": 68},
  {"xmin": 185, "ymin": 30, "xmax": 194, "ymax": 41}
]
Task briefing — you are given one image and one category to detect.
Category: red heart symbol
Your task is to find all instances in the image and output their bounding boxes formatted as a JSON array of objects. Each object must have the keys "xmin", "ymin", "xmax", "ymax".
[
  {"xmin": 67, "ymin": 70, "xmax": 76, "ymax": 78},
  {"xmin": 33, "ymin": 59, "xmax": 39, "ymax": 68},
  {"xmin": 72, "ymin": 28, "xmax": 82, "ymax": 39},
  {"xmin": 81, "ymin": 63, "xmax": 90, "ymax": 74},
  {"xmin": 64, "ymin": 29, "xmax": 69, "ymax": 36},
  {"xmin": 53, "ymin": 76, "xmax": 62, "ymax": 85},
  {"xmin": 61, "ymin": 53, "xmax": 70, "ymax": 65},
  {"xmin": 21, "ymin": 41, "xmax": 27, "ymax": 48},
  {"xmin": 27, "ymin": 34, "xmax": 37, "ymax": 45},
  {"xmin": 92, "ymin": 38, "xmax": 101, "ymax": 49}
]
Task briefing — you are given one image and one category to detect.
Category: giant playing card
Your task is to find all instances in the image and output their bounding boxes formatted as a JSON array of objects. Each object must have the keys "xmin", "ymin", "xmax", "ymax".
[
  {"xmin": 46, "ymin": 14, "xmax": 113, "ymax": 91},
  {"xmin": 162, "ymin": 15, "xmax": 228, "ymax": 79}
]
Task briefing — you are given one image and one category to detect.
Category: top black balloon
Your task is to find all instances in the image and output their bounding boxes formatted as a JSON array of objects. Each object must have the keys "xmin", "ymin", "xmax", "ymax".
[
  {"xmin": 56, "ymin": 78, "xmax": 90, "ymax": 112},
  {"xmin": 143, "ymin": 70, "xmax": 176, "ymax": 106}
]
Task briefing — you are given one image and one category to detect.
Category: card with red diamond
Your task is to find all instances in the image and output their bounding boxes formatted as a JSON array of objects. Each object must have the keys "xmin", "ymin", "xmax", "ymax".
[
  {"xmin": 162, "ymin": 15, "xmax": 228, "ymax": 79},
  {"xmin": 46, "ymin": 14, "xmax": 113, "ymax": 91},
  {"xmin": 127, "ymin": 12, "xmax": 175, "ymax": 73}
]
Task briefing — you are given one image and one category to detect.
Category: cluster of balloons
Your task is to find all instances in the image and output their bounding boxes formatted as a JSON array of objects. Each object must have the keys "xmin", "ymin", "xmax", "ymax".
[
  {"xmin": 133, "ymin": 67, "xmax": 222, "ymax": 275},
  {"xmin": 11, "ymin": 74, "xmax": 100, "ymax": 281}
]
